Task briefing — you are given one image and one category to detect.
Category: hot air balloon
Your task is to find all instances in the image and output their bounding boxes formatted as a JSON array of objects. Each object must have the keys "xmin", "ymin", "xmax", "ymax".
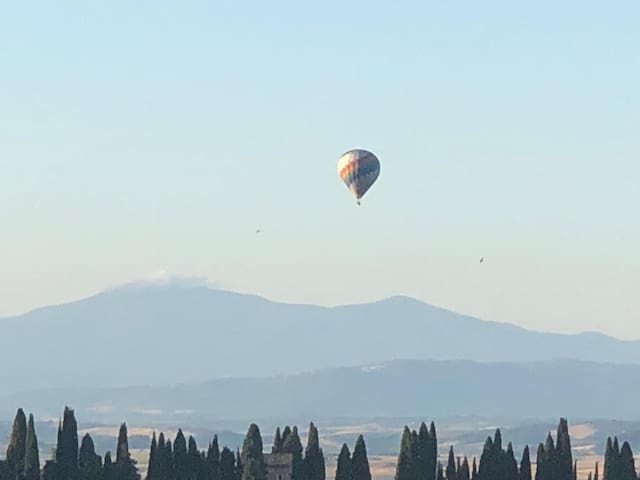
[{"xmin": 337, "ymin": 149, "xmax": 380, "ymax": 205}]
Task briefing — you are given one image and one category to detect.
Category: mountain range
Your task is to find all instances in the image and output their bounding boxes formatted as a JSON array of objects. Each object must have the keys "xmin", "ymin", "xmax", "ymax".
[{"xmin": 2, "ymin": 282, "xmax": 640, "ymax": 395}]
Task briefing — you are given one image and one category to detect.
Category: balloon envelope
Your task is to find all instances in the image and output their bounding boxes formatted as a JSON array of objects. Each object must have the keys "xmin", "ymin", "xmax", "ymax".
[{"xmin": 337, "ymin": 149, "xmax": 380, "ymax": 201}]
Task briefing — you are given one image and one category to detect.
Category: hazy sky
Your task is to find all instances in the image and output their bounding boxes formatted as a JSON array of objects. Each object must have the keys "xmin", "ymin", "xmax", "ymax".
[{"xmin": 1, "ymin": 1, "xmax": 639, "ymax": 338}]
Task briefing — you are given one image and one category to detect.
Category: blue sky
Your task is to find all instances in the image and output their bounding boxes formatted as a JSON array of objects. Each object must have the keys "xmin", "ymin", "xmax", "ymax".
[{"xmin": 1, "ymin": 1, "xmax": 639, "ymax": 337}]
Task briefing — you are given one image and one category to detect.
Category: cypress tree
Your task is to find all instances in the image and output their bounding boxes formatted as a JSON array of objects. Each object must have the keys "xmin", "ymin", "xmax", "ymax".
[
  {"xmin": 282, "ymin": 427, "xmax": 304, "ymax": 480},
  {"xmin": 534, "ymin": 444, "xmax": 548, "ymax": 480},
  {"xmin": 471, "ymin": 458, "xmax": 477, "ymax": 480},
  {"xmin": 175, "ymin": 431, "xmax": 189, "ymax": 480},
  {"xmin": 352, "ymin": 436, "xmax": 371, "ymax": 480},
  {"xmin": 116, "ymin": 423, "xmax": 140, "ymax": 480},
  {"xmin": 594, "ymin": 462, "xmax": 599, "ymax": 480},
  {"xmin": 220, "ymin": 448, "xmax": 236, "ymax": 480},
  {"xmin": 494, "ymin": 430, "xmax": 502, "ymax": 452},
  {"xmin": 505, "ymin": 443, "xmax": 518, "ymax": 480},
  {"xmin": 544, "ymin": 433, "xmax": 557, "ymax": 480},
  {"xmin": 446, "ymin": 447, "xmax": 456, "ymax": 480},
  {"xmin": 437, "ymin": 463, "xmax": 444, "ymax": 480},
  {"xmin": 416, "ymin": 423, "xmax": 429, "ymax": 480},
  {"xmin": 6, "ymin": 408, "xmax": 28, "ymax": 478},
  {"xmin": 188, "ymin": 437, "xmax": 203, "ymax": 480},
  {"xmin": 603, "ymin": 438, "xmax": 614, "ymax": 480},
  {"xmin": 205, "ymin": 436, "xmax": 221, "ymax": 480},
  {"xmin": 395, "ymin": 427, "xmax": 415, "ymax": 480},
  {"xmin": 272, "ymin": 429, "xmax": 282, "ymax": 455},
  {"xmin": 240, "ymin": 424, "xmax": 265, "ymax": 480},
  {"xmin": 619, "ymin": 442, "xmax": 636, "ymax": 480},
  {"xmin": 281, "ymin": 427, "xmax": 292, "ymax": 446},
  {"xmin": 24, "ymin": 414, "xmax": 40, "ymax": 480},
  {"xmin": 428, "ymin": 423, "xmax": 437, "ymax": 480},
  {"xmin": 147, "ymin": 433, "xmax": 159, "ymax": 480},
  {"xmin": 519, "ymin": 446, "xmax": 531, "ymax": 480},
  {"xmin": 235, "ymin": 450, "xmax": 243, "ymax": 480},
  {"xmin": 304, "ymin": 423, "xmax": 325, "ymax": 480},
  {"xmin": 57, "ymin": 407, "xmax": 79, "ymax": 480},
  {"xmin": 160, "ymin": 435, "xmax": 177, "ymax": 480},
  {"xmin": 556, "ymin": 419, "xmax": 573, "ymax": 480},
  {"xmin": 335, "ymin": 444, "xmax": 352, "ymax": 480},
  {"xmin": 458, "ymin": 458, "xmax": 470, "ymax": 480},
  {"xmin": 477, "ymin": 437, "xmax": 495, "ymax": 480},
  {"xmin": 42, "ymin": 461, "xmax": 58, "ymax": 480},
  {"xmin": 78, "ymin": 434, "xmax": 102, "ymax": 480},
  {"xmin": 103, "ymin": 452, "xmax": 116, "ymax": 480}
]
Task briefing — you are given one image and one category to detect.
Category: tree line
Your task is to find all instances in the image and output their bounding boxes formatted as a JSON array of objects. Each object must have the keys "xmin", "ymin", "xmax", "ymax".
[{"xmin": 0, "ymin": 407, "xmax": 636, "ymax": 480}]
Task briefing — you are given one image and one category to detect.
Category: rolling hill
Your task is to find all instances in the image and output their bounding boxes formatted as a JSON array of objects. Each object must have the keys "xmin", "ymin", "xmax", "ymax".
[{"xmin": 4, "ymin": 358, "xmax": 640, "ymax": 423}]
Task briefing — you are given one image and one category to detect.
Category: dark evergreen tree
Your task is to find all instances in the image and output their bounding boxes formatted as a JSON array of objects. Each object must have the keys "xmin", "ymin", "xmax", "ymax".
[
  {"xmin": 458, "ymin": 458, "xmax": 470, "ymax": 480},
  {"xmin": 56, "ymin": 407, "xmax": 79, "ymax": 480},
  {"xmin": 174, "ymin": 430, "xmax": 189, "ymax": 480},
  {"xmin": 535, "ymin": 444, "xmax": 549, "ymax": 480},
  {"xmin": 335, "ymin": 445, "xmax": 352, "ymax": 480},
  {"xmin": 42, "ymin": 461, "xmax": 58, "ymax": 480},
  {"xmin": 116, "ymin": 423, "xmax": 140, "ymax": 480},
  {"xmin": 161, "ymin": 435, "xmax": 177, "ymax": 480},
  {"xmin": 544, "ymin": 433, "xmax": 557, "ymax": 480},
  {"xmin": 188, "ymin": 436, "xmax": 203, "ymax": 480},
  {"xmin": 219, "ymin": 448, "xmax": 236, "ymax": 480},
  {"xmin": 446, "ymin": 447, "xmax": 456, "ymax": 480},
  {"xmin": 103, "ymin": 452, "xmax": 116, "ymax": 480},
  {"xmin": 304, "ymin": 423, "xmax": 325, "ymax": 480},
  {"xmin": 282, "ymin": 427, "xmax": 304, "ymax": 480},
  {"xmin": 235, "ymin": 450, "xmax": 243, "ymax": 480},
  {"xmin": 593, "ymin": 462, "xmax": 599, "ymax": 480},
  {"xmin": 240, "ymin": 424, "xmax": 265, "ymax": 480},
  {"xmin": 556, "ymin": 419, "xmax": 573, "ymax": 480},
  {"xmin": 272, "ymin": 429, "xmax": 282, "ymax": 455},
  {"xmin": 24, "ymin": 414, "xmax": 40, "ymax": 480},
  {"xmin": 519, "ymin": 446, "xmax": 531, "ymax": 480},
  {"xmin": 78, "ymin": 434, "xmax": 102, "ymax": 480},
  {"xmin": 6, "ymin": 408, "xmax": 28, "ymax": 478},
  {"xmin": 205, "ymin": 436, "xmax": 221, "ymax": 480},
  {"xmin": 505, "ymin": 443, "xmax": 518, "ymax": 480},
  {"xmin": 147, "ymin": 433, "xmax": 159, "ymax": 480},
  {"xmin": 281, "ymin": 427, "xmax": 292, "ymax": 446},
  {"xmin": 477, "ymin": 437, "xmax": 495, "ymax": 480},
  {"xmin": 416, "ymin": 423, "xmax": 430, "ymax": 480},
  {"xmin": 436, "ymin": 464, "xmax": 444, "ymax": 480},
  {"xmin": 352, "ymin": 436, "xmax": 371, "ymax": 480},
  {"xmin": 395, "ymin": 427, "xmax": 415, "ymax": 480},
  {"xmin": 619, "ymin": 442, "xmax": 636, "ymax": 480},
  {"xmin": 0, "ymin": 462, "xmax": 13, "ymax": 480},
  {"xmin": 603, "ymin": 438, "xmax": 615, "ymax": 480},
  {"xmin": 471, "ymin": 458, "xmax": 477, "ymax": 480},
  {"xmin": 428, "ymin": 424, "xmax": 437, "ymax": 480}
]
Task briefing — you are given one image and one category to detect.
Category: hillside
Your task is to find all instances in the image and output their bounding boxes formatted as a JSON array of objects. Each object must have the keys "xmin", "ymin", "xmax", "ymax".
[{"xmin": 5, "ymin": 358, "xmax": 640, "ymax": 423}]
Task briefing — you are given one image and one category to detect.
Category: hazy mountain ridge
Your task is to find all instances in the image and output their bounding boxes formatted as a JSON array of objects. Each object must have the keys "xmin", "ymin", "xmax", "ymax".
[
  {"xmin": 5, "ymin": 358, "xmax": 640, "ymax": 423},
  {"xmin": 2, "ymin": 283, "xmax": 639, "ymax": 393}
]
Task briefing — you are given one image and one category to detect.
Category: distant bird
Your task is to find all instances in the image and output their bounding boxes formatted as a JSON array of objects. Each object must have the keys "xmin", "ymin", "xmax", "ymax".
[
  {"xmin": 255, "ymin": 229, "xmax": 262, "ymax": 234},
  {"xmin": 479, "ymin": 257, "xmax": 484, "ymax": 263}
]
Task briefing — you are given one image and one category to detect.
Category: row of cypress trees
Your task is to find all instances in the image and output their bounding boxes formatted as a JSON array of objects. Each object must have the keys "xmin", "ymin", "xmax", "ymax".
[
  {"xmin": 2, "ymin": 408, "xmax": 638, "ymax": 480},
  {"xmin": 1, "ymin": 407, "xmax": 139, "ymax": 480},
  {"xmin": 393, "ymin": 418, "xmax": 634, "ymax": 480}
]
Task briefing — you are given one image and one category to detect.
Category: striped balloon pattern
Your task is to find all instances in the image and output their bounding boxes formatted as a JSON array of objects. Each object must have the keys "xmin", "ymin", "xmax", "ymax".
[{"xmin": 337, "ymin": 149, "xmax": 381, "ymax": 202}]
